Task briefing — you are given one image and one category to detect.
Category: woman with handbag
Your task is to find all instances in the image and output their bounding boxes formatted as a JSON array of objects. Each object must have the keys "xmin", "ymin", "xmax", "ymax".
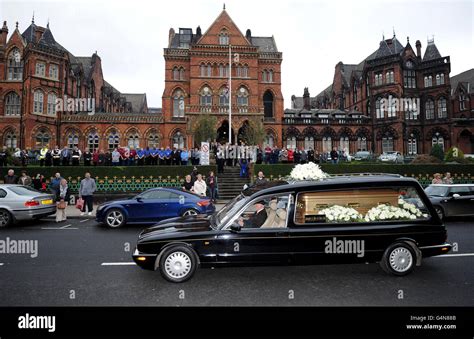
[{"xmin": 55, "ymin": 179, "xmax": 70, "ymax": 223}]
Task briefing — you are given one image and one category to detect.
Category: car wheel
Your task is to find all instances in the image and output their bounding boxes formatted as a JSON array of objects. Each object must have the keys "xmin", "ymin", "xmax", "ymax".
[
  {"xmin": 380, "ymin": 242, "xmax": 416, "ymax": 276},
  {"xmin": 105, "ymin": 209, "xmax": 126, "ymax": 228},
  {"xmin": 158, "ymin": 245, "xmax": 198, "ymax": 283},
  {"xmin": 0, "ymin": 209, "xmax": 12, "ymax": 228},
  {"xmin": 181, "ymin": 209, "xmax": 198, "ymax": 217},
  {"xmin": 434, "ymin": 206, "xmax": 445, "ymax": 220}
]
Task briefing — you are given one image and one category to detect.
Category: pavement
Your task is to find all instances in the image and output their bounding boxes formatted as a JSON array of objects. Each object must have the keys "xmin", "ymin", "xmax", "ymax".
[{"xmin": 0, "ymin": 217, "xmax": 473, "ymax": 306}]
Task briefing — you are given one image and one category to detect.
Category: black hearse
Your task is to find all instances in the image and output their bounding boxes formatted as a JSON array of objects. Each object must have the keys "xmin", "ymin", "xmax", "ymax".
[{"xmin": 133, "ymin": 174, "xmax": 452, "ymax": 282}]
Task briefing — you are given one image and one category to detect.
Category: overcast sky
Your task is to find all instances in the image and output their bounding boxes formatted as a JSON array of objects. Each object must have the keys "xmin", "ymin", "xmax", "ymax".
[{"xmin": 2, "ymin": 0, "xmax": 473, "ymax": 107}]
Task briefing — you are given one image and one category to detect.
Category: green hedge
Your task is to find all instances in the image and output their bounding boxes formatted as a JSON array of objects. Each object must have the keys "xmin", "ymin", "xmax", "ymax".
[
  {"xmin": 0, "ymin": 165, "xmax": 216, "ymax": 180},
  {"xmin": 252, "ymin": 163, "xmax": 474, "ymax": 188}
]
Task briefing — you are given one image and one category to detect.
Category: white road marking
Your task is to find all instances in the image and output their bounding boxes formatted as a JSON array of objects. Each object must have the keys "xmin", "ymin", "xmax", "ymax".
[
  {"xmin": 0, "ymin": 263, "xmax": 4, "ymax": 266},
  {"xmin": 99, "ymin": 253, "xmax": 474, "ymax": 267},
  {"xmin": 41, "ymin": 226, "xmax": 78, "ymax": 230},
  {"xmin": 60, "ymin": 224, "xmax": 72, "ymax": 229},
  {"xmin": 435, "ymin": 253, "xmax": 474, "ymax": 258},
  {"xmin": 79, "ymin": 219, "xmax": 90, "ymax": 223}
]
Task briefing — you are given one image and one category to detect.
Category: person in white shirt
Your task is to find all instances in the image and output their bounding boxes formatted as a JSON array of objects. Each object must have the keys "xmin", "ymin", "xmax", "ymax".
[{"xmin": 192, "ymin": 174, "xmax": 207, "ymax": 196}]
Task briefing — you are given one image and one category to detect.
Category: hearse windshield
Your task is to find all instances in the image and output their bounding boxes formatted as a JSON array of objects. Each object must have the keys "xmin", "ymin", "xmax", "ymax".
[
  {"xmin": 425, "ymin": 186, "xmax": 449, "ymax": 197},
  {"xmin": 214, "ymin": 194, "xmax": 248, "ymax": 227}
]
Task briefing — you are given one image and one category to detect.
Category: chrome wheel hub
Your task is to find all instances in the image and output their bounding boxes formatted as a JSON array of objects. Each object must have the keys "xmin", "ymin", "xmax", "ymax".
[
  {"xmin": 389, "ymin": 247, "xmax": 413, "ymax": 272},
  {"xmin": 164, "ymin": 251, "xmax": 191, "ymax": 279},
  {"xmin": 107, "ymin": 211, "xmax": 123, "ymax": 227}
]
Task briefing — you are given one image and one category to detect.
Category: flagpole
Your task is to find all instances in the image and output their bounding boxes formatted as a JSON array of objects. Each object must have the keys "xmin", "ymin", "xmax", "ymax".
[{"xmin": 228, "ymin": 44, "xmax": 232, "ymax": 144}]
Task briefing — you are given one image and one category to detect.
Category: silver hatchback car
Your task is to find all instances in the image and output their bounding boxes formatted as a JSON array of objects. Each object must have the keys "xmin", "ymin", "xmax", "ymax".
[{"xmin": 0, "ymin": 185, "xmax": 56, "ymax": 227}]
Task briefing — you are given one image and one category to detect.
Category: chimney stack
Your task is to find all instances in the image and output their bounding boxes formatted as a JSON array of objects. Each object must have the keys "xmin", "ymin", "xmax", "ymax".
[
  {"xmin": 168, "ymin": 28, "xmax": 175, "ymax": 46},
  {"xmin": 415, "ymin": 40, "xmax": 422, "ymax": 58},
  {"xmin": 0, "ymin": 21, "xmax": 8, "ymax": 47},
  {"xmin": 303, "ymin": 87, "xmax": 310, "ymax": 110}
]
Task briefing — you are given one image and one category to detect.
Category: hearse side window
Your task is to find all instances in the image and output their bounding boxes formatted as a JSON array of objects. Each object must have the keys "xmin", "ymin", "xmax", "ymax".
[
  {"xmin": 294, "ymin": 187, "xmax": 430, "ymax": 225},
  {"xmin": 229, "ymin": 194, "xmax": 291, "ymax": 229}
]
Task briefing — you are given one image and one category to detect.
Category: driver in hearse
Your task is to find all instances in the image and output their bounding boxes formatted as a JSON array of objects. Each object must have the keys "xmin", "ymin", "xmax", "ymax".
[{"xmin": 238, "ymin": 201, "xmax": 268, "ymax": 228}]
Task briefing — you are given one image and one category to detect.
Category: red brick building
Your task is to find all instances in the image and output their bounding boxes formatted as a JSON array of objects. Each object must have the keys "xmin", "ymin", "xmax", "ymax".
[
  {"xmin": 0, "ymin": 18, "xmax": 156, "ymax": 152},
  {"xmin": 162, "ymin": 9, "xmax": 283, "ymax": 148},
  {"xmin": 286, "ymin": 35, "xmax": 474, "ymax": 155}
]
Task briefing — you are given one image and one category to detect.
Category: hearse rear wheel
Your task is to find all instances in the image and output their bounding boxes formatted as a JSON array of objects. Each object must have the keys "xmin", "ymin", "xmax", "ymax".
[
  {"xmin": 158, "ymin": 245, "xmax": 198, "ymax": 283},
  {"xmin": 381, "ymin": 242, "xmax": 416, "ymax": 276}
]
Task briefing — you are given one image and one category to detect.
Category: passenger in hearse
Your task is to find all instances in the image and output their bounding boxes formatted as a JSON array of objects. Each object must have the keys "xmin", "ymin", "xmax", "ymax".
[
  {"xmin": 261, "ymin": 200, "xmax": 279, "ymax": 228},
  {"xmin": 238, "ymin": 201, "xmax": 268, "ymax": 228}
]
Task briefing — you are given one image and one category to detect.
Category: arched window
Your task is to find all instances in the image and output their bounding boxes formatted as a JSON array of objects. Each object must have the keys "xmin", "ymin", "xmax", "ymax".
[
  {"xmin": 172, "ymin": 90, "xmax": 185, "ymax": 117},
  {"xmin": 237, "ymin": 87, "xmax": 249, "ymax": 106},
  {"xmin": 286, "ymin": 136, "xmax": 296, "ymax": 150},
  {"xmin": 179, "ymin": 68, "xmax": 185, "ymax": 80},
  {"xmin": 268, "ymin": 70, "xmax": 274, "ymax": 83},
  {"xmin": 35, "ymin": 129, "xmax": 51, "ymax": 148},
  {"xmin": 265, "ymin": 134, "xmax": 275, "ymax": 148},
  {"xmin": 304, "ymin": 136, "xmax": 314, "ymax": 150},
  {"xmin": 322, "ymin": 136, "xmax": 332, "ymax": 153},
  {"xmin": 7, "ymin": 48, "xmax": 23, "ymax": 80},
  {"xmin": 437, "ymin": 97, "xmax": 447, "ymax": 118},
  {"xmin": 432, "ymin": 134, "xmax": 444, "ymax": 151},
  {"xmin": 172, "ymin": 131, "xmax": 185, "ymax": 149},
  {"xmin": 87, "ymin": 131, "xmax": 99, "ymax": 151},
  {"xmin": 173, "ymin": 67, "xmax": 180, "ymax": 80},
  {"xmin": 375, "ymin": 97, "xmax": 383, "ymax": 118},
  {"xmin": 47, "ymin": 93, "xmax": 57, "ymax": 115},
  {"xmin": 408, "ymin": 135, "xmax": 418, "ymax": 155},
  {"xmin": 262, "ymin": 70, "xmax": 267, "ymax": 83},
  {"xmin": 67, "ymin": 132, "xmax": 79, "ymax": 149},
  {"xmin": 147, "ymin": 130, "xmax": 160, "ymax": 148},
  {"xmin": 382, "ymin": 135, "xmax": 394, "ymax": 153},
  {"xmin": 425, "ymin": 99, "xmax": 435, "ymax": 119},
  {"xmin": 436, "ymin": 73, "xmax": 445, "ymax": 85},
  {"xmin": 243, "ymin": 65, "xmax": 249, "ymax": 78},
  {"xmin": 339, "ymin": 136, "xmax": 349, "ymax": 152},
  {"xmin": 219, "ymin": 30, "xmax": 229, "ymax": 45},
  {"xmin": 207, "ymin": 64, "xmax": 212, "ymax": 77},
  {"xmin": 459, "ymin": 91, "xmax": 467, "ymax": 111},
  {"xmin": 356, "ymin": 136, "xmax": 367, "ymax": 151},
  {"xmin": 263, "ymin": 90, "xmax": 274, "ymax": 118},
  {"xmin": 424, "ymin": 75, "xmax": 433, "ymax": 88},
  {"xmin": 219, "ymin": 87, "xmax": 229, "ymax": 106},
  {"xmin": 200, "ymin": 87, "xmax": 212, "ymax": 106},
  {"xmin": 127, "ymin": 131, "xmax": 140, "ymax": 149},
  {"xmin": 4, "ymin": 92, "xmax": 21, "ymax": 116},
  {"xmin": 200, "ymin": 64, "xmax": 206, "ymax": 77},
  {"xmin": 108, "ymin": 130, "xmax": 120, "ymax": 150},
  {"xmin": 4, "ymin": 130, "xmax": 17, "ymax": 149},
  {"xmin": 387, "ymin": 96, "xmax": 397, "ymax": 118},
  {"xmin": 34, "ymin": 90, "xmax": 44, "ymax": 113}
]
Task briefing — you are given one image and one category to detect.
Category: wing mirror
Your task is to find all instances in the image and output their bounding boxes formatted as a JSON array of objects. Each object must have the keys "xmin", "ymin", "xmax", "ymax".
[
  {"xmin": 452, "ymin": 193, "xmax": 461, "ymax": 199},
  {"xmin": 230, "ymin": 224, "xmax": 241, "ymax": 233},
  {"xmin": 136, "ymin": 197, "xmax": 143, "ymax": 202}
]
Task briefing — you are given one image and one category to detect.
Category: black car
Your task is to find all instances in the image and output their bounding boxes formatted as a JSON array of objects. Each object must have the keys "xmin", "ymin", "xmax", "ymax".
[
  {"xmin": 133, "ymin": 175, "xmax": 452, "ymax": 282},
  {"xmin": 425, "ymin": 184, "xmax": 474, "ymax": 220}
]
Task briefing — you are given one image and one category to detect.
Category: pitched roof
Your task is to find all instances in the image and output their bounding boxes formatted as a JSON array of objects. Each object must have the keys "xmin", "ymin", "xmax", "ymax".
[
  {"xmin": 122, "ymin": 93, "xmax": 147, "ymax": 113},
  {"xmin": 423, "ymin": 41, "xmax": 442, "ymax": 61},
  {"xmin": 450, "ymin": 68, "xmax": 474, "ymax": 94},
  {"xmin": 21, "ymin": 23, "xmax": 67, "ymax": 52},
  {"xmin": 250, "ymin": 36, "xmax": 278, "ymax": 52},
  {"xmin": 367, "ymin": 36, "xmax": 404, "ymax": 61}
]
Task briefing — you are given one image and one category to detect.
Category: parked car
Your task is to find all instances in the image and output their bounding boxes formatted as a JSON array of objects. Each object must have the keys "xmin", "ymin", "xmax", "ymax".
[
  {"xmin": 0, "ymin": 184, "xmax": 56, "ymax": 227},
  {"xmin": 133, "ymin": 175, "xmax": 451, "ymax": 282},
  {"xmin": 353, "ymin": 151, "xmax": 374, "ymax": 161},
  {"xmin": 378, "ymin": 151, "xmax": 404, "ymax": 163},
  {"xmin": 96, "ymin": 187, "xmax": 215, "ymax": 228},
  {"xmin": 424, "ymin": 184, "xmax": 474, "ymax": 220}
]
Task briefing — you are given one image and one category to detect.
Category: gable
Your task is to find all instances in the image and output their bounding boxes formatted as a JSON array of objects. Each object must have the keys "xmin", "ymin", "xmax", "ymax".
[{"xmin": 196, "ymin": 10, "xmax": 250, "ymax": 46}]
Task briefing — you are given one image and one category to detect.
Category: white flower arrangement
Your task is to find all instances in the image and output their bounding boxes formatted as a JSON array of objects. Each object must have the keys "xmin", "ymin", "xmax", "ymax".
[
  {"xmin": 397, "ymin": 199, "xmax": 425, "ymax": 218},
  {"xmin": 318, "ymin": 205, "xmax": 363, "ymax": 223},
  {"xmin": 289, "ymin": 162, "xmax": 328, "ymax": 181},
  {"xmin": 364, "ymin": 203, "xmax": 424, "ymax": 222}
]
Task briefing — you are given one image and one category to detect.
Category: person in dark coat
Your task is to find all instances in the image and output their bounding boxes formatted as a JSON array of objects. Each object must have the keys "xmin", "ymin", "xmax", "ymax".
[
  {"xmin": 4, "ymin": 169, "xmax": 18, "ymax": 184},
  {"xmin": 238, "ymin": 201, "xmax": 267, "ymax": 228}
]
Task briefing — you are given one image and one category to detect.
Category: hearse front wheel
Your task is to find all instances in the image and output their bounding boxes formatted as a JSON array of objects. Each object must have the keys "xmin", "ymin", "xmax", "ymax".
[
  {"xmin": 158, "ymin": 245, "xmax": 198, "ymax": 283},
  {"xmin": 381, "ymin": 242, "xmax": 416, "ymax": 276}
]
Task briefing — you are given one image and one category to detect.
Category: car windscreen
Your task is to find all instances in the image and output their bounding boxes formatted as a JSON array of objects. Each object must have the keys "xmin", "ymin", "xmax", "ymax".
[
  {"xmin": 425, "ymin": 186, "xmax": 448, "ymax": 197},
  {"xmin": 8, "ymin": 186, "xmax": 43, "ymax": 196},
  {"xmin": 216, "ymin": 194, "xmax": 248, "ymax": 227}
]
